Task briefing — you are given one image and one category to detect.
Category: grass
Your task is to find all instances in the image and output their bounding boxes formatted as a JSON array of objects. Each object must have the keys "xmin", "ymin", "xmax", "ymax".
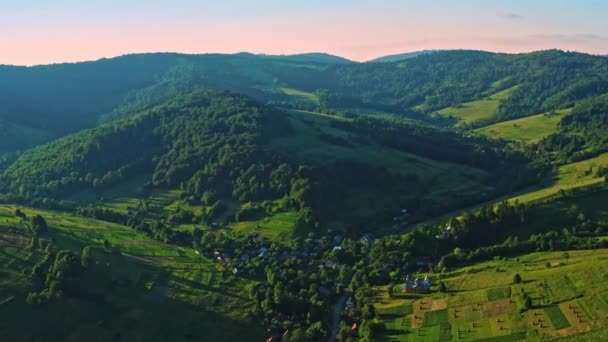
[
  {"xmin": 475, "ymin": 109, "xmax": 571, "ymax": 144},
  {"xmin": 374, "ymin": 248, "xmax": 608, "ymax": 341},
  {"xmin": 273, "ymin": 110, "xmax": 488, "ymax": 199},
  {"xmin": 0, "ymin": 205, "xmax": 265, "ymax": 341},
  {"xmin": 434, "ymin": 86, "xmax": 519, "ymax": 126},
  {"xmin": 487, "ymin": 287, "xmax": 512, "ymax": 301},
  {"xmin": 424, "ymin": 309, "xmax": 449, "ymax": 325},
  {"xmin": 510, "ymin": 152, "xmax": 608, "ymax": 204},
  {"xmin": 545, "ymin": 305, "xmax": 570, "ymax": 329},
  {"xmin": 280, "ymin": 87, "xmax": 320, "ymax": 103},
  {"xmin": 229, "ymin": 211, "xmax": 300, "ymax": 240}
]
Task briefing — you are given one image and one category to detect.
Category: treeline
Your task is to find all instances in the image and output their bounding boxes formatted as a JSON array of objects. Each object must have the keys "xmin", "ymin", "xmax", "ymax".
[{"xmin": 536, "ymin": 94, "xmax": 608, "ymax": 163}]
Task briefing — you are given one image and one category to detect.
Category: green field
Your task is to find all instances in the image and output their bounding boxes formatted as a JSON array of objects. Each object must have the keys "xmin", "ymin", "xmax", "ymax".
[
  {"xmin": 0, "ymin": 205, "xmax": 264, "ymax": 341},
  {"xmin": 280, "ymin": 87, "xmax": 320, "ymax": 103},
  {"xmin": 229, "ymin": 211, "xmax": 300, "ymax": 239},
  {"xmin": 510, "ymin": 152, "xmax": 608, "ymax": 204},
  {"xmin": 375, "ymin": 249, "xmax": 608, "ymax": 341},
  {"xmin": 475, "ymin": 109, "xmax": 571, "ymax": 144},
  {"xmin": 434, "ymin": 86, "xmax": 519, "ymax": 126}
]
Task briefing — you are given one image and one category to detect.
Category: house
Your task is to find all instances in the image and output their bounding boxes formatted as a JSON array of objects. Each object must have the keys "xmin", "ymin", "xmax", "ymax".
[
  {"xmin": 402, "ymin": 274, "xmax": 433, "ymax": 294},
  {"xmin": 259, "ymin": 247, "xmax": 269, "ymax": 257},
  {"xmin": 232, "ymin": 267, "xmax": 238, "ymax": 275},
  {"xmin": 435, "ymin": 225, "xmax": 452, "ymax": 239},
  {"xmin": 359, "ymin": 233, "xmax": 375, "ymax": 244},
  {"xmin": 345, "ymin": 297, "xmax": 355, "ymax": 309},
  {"xmin": 332, "ymin": 246, "xmax": 343, "ymax": 252}
]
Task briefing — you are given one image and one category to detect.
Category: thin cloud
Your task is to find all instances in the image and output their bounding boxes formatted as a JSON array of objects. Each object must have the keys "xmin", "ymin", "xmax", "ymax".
[
  {"xmin": 497, "ymin": 11, "xmax": 522, "ymax": 19},
  {"xmin": 531, "ymin": 33, "xmax": 608, "ymax": 43}
]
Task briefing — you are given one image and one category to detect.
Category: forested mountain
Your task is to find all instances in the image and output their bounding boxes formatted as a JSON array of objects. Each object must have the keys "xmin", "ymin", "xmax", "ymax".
[
  {"xmin": 0, "ymin": 89, "xmax": 537, "ymax": 231},
  {"xmin": 2, "ymin": 50, "xmax": 608, "ymax": 156},
  {"xmin": 367, "ymin": 50, "xmax": 439, "ymax": 63},
  {"xmin": 536, "ymin": 94, "xmax": 608, "ymax": 163}
]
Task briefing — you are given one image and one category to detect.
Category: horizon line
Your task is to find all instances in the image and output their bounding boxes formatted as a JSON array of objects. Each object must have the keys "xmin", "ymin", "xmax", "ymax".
[{"xmin": 2, "ymin": 48, "xmax": 607, "ymax": 68}]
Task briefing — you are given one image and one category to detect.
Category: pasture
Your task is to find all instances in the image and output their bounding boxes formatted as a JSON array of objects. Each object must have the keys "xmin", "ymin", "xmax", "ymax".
[
  {"xmin": 434, "ymin": 86, "xmax": 519, "ymax": 127},
  {"xmin": 375, "ymin": 249, "xmax": 608, "ymax": 341},
  {"xmin": 475, "ymin": 109, "xmax": 570, "ymax": 144},
  {"xmin": 0, "ymin": 204, "xmax": 264, "ymax": 341}
]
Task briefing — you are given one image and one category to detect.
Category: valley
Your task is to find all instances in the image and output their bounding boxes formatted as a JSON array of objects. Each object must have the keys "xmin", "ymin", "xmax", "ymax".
[{"xmin": 1, "ymin": 49, "xmax": 608, "ymax": 341}]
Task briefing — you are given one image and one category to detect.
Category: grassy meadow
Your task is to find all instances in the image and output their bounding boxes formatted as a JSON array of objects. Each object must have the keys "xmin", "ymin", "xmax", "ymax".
[
  {"xmin": 0, "ymin": 205, "xmax": 264, "ymax": 341},
  {"xmin": 510, "ymin": 152, "xmax": 608, "ymax": 204},
  {"xmin": 434, "ymin": 86, "xmax": 519, "ymax": 127},
  {"xmin": 475, "ymin": 109, "xmax": 571, "ymax": 145},
  {"xmin": 374, "ymin": 249, "xmax": 608, "ymax": 341}
]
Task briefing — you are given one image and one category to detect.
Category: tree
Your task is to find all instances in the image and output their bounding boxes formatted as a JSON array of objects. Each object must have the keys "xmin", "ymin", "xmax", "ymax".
[
  {"xmin": 361, "ymin": 303, "xmax": 376, "ymax": 320},
  {"xmin": 513, "ymin": 273, "xmax": 522, "ymax": 284},
  {"xmin": 15, "ymin": 209, "xmax": 26, "ymax": 220},
  {"xmin": 81, "ymin": 246, "xmax": 92, "ymax": 268},
  {"xmin": 306, "ymin": 321, "xmax": 327, "ymax": 341},
  {"xmin": 31, "ymin": 215, "xmax": 48, "ymax": 234},
  {"xmin": 438, "ymin": 281, "xmax": 447, "ymax": 293},
  {"xmin": 103, "ymin": 239, "xmax": 111, "ymax": 250},
  {"xmin": 359, "ymin": 318, "xmax": 385, "ymax": 341},
  {"xmin": 524, "ymin": 296, "xmax": 532, "ymax": 310}
]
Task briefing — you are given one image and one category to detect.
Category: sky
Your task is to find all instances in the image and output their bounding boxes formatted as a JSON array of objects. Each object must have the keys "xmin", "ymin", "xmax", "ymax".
[{"xmin": 1, "ymin": 0, "xmax": 607, "ymax": 65}]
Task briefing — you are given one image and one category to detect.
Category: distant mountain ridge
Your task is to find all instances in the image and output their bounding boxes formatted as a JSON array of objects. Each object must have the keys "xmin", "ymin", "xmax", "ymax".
[
  {"xmin": 255, "ymin": 52, "xmax": 354, "ymax": 64},
  {"xmin": 368, "ymin": 50, "xmax": 440, "ymax": 63}
]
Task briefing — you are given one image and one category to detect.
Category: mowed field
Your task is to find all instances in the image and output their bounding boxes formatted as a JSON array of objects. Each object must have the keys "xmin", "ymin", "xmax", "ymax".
[
  {"xmin": 475, "ymin": 109, "xmax": 571, "ymax": 144},
  {"xmin": 0, "ymin": 205, "xmax": 264, "ymax": 341},
  {"xmin": 510, "ymin": 152, "xmax": 608, "ymax": 204},
  {"xmin": 280, "ymin": 87, "xmax": 320, "ymax": 104},
  {"xmin": 374, "ymin": 249, "xmax": 608, "ymax": 341},
  {"xmin": 434, "ymin": 86, "xmax": 519, "ymax": 127}
]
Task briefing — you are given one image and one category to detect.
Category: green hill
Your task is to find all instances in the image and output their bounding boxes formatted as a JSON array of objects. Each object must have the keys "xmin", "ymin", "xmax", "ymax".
[
  {"xmin": 2, "ymin": 50, "xmax": 608, "ymax": 155},
  {"xmin": 0, "ymin": 91, "xmax": 534, "ymax": 235},
  {"xmin": 375, "ymin": 248, "xmax": 608, "ymax": 341},
  {"xmin": 434, "ymin": 86, "xmax": 519, "ymax": 127},
  {"xmin": 474, "ymin": 109, "xmax": 571, "ymax": 144}
]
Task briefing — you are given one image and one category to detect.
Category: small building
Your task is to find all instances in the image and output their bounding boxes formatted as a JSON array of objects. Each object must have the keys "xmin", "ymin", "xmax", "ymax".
[
  {"xmin": 359, "ymin": 233, "xmax": 375, "ymax": 244},
  {"xmin": 259, "ymin": 247, "xmax": 269, "ymax": 257},
  {"xmin": 402, "ymin": 274, "xmax": 433, "ymax": 294}
]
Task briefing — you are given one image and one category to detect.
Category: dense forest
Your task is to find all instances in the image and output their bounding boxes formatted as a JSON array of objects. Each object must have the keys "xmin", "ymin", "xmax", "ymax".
[
  {"xmin": 0, "ymin": 89, "xmax": 539, "ymax": 232},
  {"xmin": 2, "ymin": 50, "xmax": 608, "ymax": 156}
]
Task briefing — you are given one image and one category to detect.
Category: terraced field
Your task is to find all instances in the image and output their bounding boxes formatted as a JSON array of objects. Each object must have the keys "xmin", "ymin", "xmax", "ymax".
[{"xmin": 374, "ymin": 249, "xmax": 608, "ymax": 341}]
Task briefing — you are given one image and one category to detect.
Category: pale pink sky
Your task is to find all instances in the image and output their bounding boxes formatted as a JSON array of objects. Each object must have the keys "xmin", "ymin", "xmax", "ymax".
[{"xmin": 1, "ymin": 0, "xmax": 607, "ymax": 65}]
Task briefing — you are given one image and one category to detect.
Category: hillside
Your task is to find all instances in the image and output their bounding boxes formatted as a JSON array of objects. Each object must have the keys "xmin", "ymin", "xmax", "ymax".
[
  {"xmin": 2, "ymin": 50, "xmax": 608, "ymax": 156},
  {"xmin": 368, "ymin": 50, "xmax": 439, "ymax": 63},
  {"xmin": 374, "ymin": 248, "xmax": 608, "ymax": 341},
  {"xmin": 2, "ymin": 49, "xmax": 608, "ymax": 342},
  {"xmin": 0, "ymin": 91, "xmax": 536, "ymax": 235},
  {"xmin": 474, "ymin": 109, "xmax": 571, "ymax": 145}
]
